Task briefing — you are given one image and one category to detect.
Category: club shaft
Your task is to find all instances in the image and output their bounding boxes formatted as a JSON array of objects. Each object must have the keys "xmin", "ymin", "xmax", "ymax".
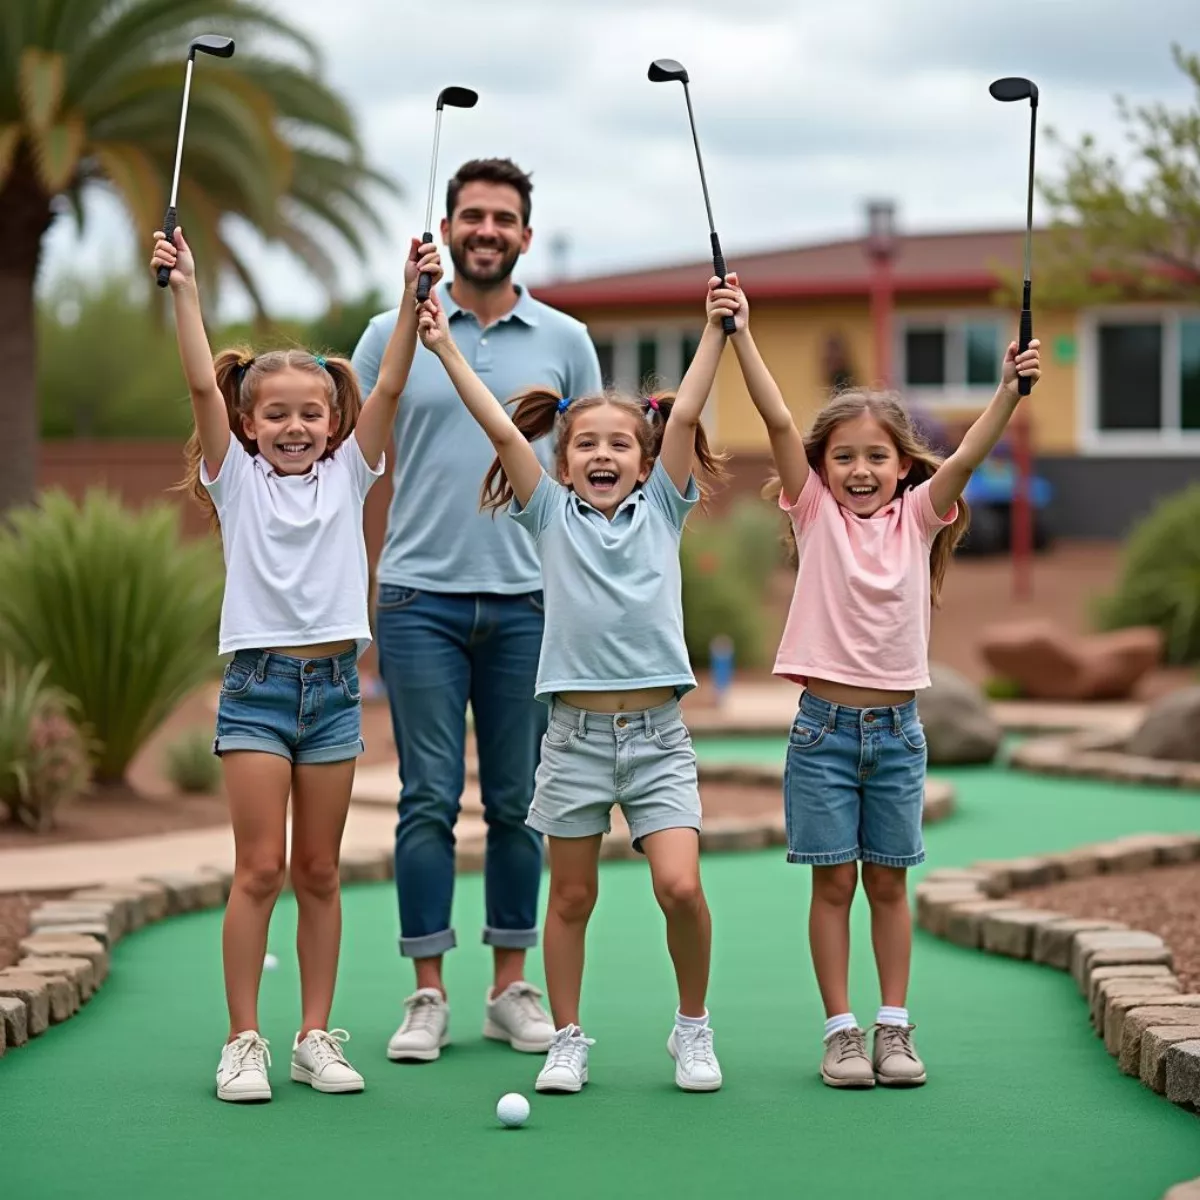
[
  {"xmin": 681, "ymin": 83, "xmax": 716, "ymax": 235},
  {"xmin": 1023, "ymin": 103, "xmax": 1037, "ymax": 283},
  {"xmin": 424, "ymin": 107, "xmax": 444, "ymax": 239},
  {"xmin": 168, "ymin": 58, "xmax": 195, "ymax": 209}
]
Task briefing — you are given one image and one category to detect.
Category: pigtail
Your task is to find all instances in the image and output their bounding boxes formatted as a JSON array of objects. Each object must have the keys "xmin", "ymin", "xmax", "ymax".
[
  {"xmin": 644, "ymin": 392, "xmax": 729, "ymax": 503},
  {"xmin": 480, "ymin": 387, "xmax": 562, "ymax": 513},
  {"xmin": 316, "ymin": 354, "xmax": 362, "ymax": 452}
]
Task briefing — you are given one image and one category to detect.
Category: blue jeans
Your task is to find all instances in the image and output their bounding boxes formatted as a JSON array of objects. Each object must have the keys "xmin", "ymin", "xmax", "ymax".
[{"xmin": 375, "ymin": 585, "xmax": 547, "ymax": 958}]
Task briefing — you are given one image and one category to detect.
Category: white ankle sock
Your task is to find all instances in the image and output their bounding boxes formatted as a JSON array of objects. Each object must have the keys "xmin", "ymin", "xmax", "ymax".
[
  {"xmin": 676, "ymin": 1009, "xmax": 709, "ymax": 1029},
  {"xmin": 824, "ymin": 1013, "xmax": 858, "ymax": 1041},
  {"xmin": 877, "ymin": 1006, "xmax": 909, "ymax": 1027}
]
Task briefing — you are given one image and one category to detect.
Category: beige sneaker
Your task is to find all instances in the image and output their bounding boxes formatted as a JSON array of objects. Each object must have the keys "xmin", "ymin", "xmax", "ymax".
[
  {"xmin": 820, "ymin": 1027, "xmax": 875, "ymax": 1088},
  {"xmin": 872, "ymin": 1023, "xmax": 927, "ymax": 1087}
]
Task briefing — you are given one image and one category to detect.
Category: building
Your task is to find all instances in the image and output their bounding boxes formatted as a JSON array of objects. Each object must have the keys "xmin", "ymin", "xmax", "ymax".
[{"xmin": 532, "ymin": 212, "xmax": 1200, "ymax": 538}]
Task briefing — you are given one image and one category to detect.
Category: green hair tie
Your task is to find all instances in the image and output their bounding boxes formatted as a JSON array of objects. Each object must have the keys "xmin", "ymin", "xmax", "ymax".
[{"xmin": 314, "ymin": 354, "xmax": 327, "ymax": 369}]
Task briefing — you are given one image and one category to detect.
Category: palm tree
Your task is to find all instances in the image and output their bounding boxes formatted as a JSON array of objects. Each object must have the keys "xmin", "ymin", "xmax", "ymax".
[{"xmin": 0, "ymin": 0, "xmax": 395, "ymax": 515}]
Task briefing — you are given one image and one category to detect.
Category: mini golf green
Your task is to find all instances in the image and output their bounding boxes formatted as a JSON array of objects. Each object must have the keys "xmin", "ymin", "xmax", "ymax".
[{"xmin": 4, "ymin": 747, "xmax": 1198, "ymax": 1199}]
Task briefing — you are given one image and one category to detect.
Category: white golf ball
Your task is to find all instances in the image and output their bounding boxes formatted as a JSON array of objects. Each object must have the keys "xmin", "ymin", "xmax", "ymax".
[
  {"xmin": 263, "ymin": 953, "xmax": 278, "ymax": 970},
  {"xmin": 496, "ymin": 1092, "xmax": 530, "ymax": 1128}
]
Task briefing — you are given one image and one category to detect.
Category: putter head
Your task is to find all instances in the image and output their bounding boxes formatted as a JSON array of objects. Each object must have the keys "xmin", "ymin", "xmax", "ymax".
[
  {"xmin": 648, "ymin": 58, "xmax": 689, "ymax": 84},
  {"xmin": 189, "ymin": 34, "xmax": 235, "ymax": 59},
  {"xmin": 989, "ymin": 76, "xmax": 1038, "ymax": 106},
  {"xmin": 436, "ymin": 86, "xmax": 479, "ymax": 110}
]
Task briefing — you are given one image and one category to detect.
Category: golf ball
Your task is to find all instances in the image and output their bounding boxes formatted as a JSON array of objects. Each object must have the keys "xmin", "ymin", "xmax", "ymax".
[
  {"xmin": 496, "ymin": 1092, "xmax": 530, "ymax": 1128},
  {"xmin": 263, "ymin": 953, "xmax": 278, "ymax": 970}
]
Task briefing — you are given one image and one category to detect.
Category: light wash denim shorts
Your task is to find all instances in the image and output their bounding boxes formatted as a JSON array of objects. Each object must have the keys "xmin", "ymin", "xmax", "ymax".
[
  {"xmin": 526, "ymin": 698, "xmax": 700, "ymax": 852},
  {"xmin": 783, "ymin": 690, "xmax": 926, "ymax": 869},
  {"xmin": 213, "ymin": 649, "xmax": 364, "ymax": 764}
]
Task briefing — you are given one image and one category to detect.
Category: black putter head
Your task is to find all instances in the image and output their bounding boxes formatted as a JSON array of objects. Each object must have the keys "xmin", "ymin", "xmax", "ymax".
[
  {"xmin": 989, "ymin": 76, "xmax": 1038, "ymax": 106},
  {"xmin": 436, "ymin": 86, "xmax": 478, "ymax": 110},
  {"xmin": 189, "ymin": 34, "xmax": 235, "ymax": 59},
  {"xmin": 648, "ymin": 58, "xmax": 689, "ymax": 84}
]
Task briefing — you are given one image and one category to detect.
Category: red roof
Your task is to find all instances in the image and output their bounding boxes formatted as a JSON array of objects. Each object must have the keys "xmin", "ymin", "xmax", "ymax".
[{"xmin": 532, "ymin": 227, "xmax": 1028, "ymax": 310}]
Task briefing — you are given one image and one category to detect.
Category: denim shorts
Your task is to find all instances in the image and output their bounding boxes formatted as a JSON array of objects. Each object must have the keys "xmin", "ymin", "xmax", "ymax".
[
  {"xmin": 527, "ymin": 698, "xmax": 700, "ymax": 852},
  {"xmin": 213, "ymin": 649, "xmax": 364, "ymax": 764},
  {"xmin": 783, "ymin": 690, "xmax": 926, "ymax": 869}
]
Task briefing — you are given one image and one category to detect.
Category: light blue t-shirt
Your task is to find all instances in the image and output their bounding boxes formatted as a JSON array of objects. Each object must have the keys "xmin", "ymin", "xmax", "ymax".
[
  {"xmin": 351, "ymin": 282, "xmax": 602, "ymax": 593},
  {"xmin": 509, "ymin": 459, "xmax": 699, "ymax": 703}
]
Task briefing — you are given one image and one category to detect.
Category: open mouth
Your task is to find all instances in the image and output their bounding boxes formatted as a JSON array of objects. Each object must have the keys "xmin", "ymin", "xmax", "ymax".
[
  {"xmin": 587, "ymin": 469, "xmax": 618, "ymax": 492},
  {"xmin": 278, "ymin": 443, "xmax": 312, "ymax": 460},
  {"xmin": 846, "ymin": 484, "xmax": 878, "ymax": 499}
]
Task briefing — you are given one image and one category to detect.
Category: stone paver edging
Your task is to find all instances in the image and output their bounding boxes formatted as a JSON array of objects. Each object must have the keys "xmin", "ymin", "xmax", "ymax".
[
  {"xmin": 1008, "ymin": 730, "xmax": 1200, "ymax": 789},
  {"xmin": 914, "ymin": 832, "xmax": 1200, "ymax": 1196},
  {"xmin": 0, "ymin": 780, "xmax": 956, "ymax": 1065}
]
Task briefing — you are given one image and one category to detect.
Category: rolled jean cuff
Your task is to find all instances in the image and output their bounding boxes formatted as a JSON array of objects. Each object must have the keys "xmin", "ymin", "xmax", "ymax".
[
  {"xmin": 399, "ymin": 928, "xmax": 457, "ymax": 958},
  {"xmin": 483, "ymin": 925, "xmax": 539, "ymax": 950}
]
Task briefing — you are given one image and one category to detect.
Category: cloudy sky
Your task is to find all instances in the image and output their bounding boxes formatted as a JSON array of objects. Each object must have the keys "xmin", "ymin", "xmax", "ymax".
[{"xmin": 39, "ymin": 0, "xmax": 1199, "ymax": 319}]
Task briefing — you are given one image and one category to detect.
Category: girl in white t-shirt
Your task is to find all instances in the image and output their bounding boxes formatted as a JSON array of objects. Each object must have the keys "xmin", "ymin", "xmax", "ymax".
[{"xmin": 151, "ymin": 225, "xmax": 442, "ymax": 1103}]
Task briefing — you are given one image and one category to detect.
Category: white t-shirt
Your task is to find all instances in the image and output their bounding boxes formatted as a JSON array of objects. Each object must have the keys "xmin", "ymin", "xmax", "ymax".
[{"xmin": 201, "ymin": 436, "xmax": 384, "ymax": 657}]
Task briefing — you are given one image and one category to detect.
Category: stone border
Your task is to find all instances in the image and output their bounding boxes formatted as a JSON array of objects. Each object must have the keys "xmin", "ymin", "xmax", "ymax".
[
  {"xmin": 1008, "ymin": 730, "xmax": 1200, "ymax": 789},
  {"xmin": 0, "ymin": 782, "xmax": 955, "ymax": 1065},
  {"xmin": 915, "ymin": 831, "xmax": 1200, "ymax": 1180}
]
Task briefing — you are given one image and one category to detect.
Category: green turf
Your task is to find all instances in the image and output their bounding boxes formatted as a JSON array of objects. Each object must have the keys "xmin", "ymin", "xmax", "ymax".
[{"xmin": 4, "ymin": 755, "xmax": 1199, "ymax": 1199}]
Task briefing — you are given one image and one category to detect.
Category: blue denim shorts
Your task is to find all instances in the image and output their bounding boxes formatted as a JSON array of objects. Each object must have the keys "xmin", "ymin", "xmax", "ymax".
[
  {"xmin": 527, "ymin": 698, "xmax": 700, "ymax": 852},
  {"xmin": 783, "ymin": 690, "xmax": 926, "ymax": 869},
  {"xmin": 213, "ymin": 649, "xmax": 364, "ymax": 764}
]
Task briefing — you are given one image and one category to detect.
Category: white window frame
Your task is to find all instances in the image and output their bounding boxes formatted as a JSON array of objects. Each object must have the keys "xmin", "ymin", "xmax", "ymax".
[
  {"xmin": 1077, "ymin": 305, "xmax": 1200, "ymax": 456},
  {"xmin": 895, "ymin": 308, "xmax": 1013, "ymax": 408}
]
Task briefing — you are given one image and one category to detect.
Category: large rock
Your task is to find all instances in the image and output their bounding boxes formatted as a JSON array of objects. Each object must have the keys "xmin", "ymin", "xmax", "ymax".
[
  {"xmin": 0, "ymin": 996, "xmax": 28, "ymax": 1047},
  {"xmin": 916, "ymin": 664, "xmax": 1001, "ymax": 764},
  {"xmin": 979, "ymin": 619, "xmax": 1161, "ymax": 701},
  {"xmin": 1127, "ymin": 686, "xmax": 1200, "ymax": 763}
]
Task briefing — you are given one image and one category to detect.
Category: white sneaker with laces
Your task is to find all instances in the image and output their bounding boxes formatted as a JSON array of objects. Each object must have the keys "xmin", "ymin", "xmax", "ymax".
[
  {"xmin": 291, "ymin": 1028, "xmax": 364, "ymax": 1093},
  {"xmin": 483, "ymin": 982, "xmax": 556, "ymax": 1053},
  {"xmin": 216, "ymin": 1030, "xmax": 272, "ymax": 1103},
  {"xmin": 535, "ymin": 1025, "xmax": 594, "ymax": 1094},
  {"xmin": 668, "ymin": 1023, "xmax": 723, "ymax": 1092},
  {"xmin": 386, "ymin": 988, "xmax": 449, "ymax": 1062}
]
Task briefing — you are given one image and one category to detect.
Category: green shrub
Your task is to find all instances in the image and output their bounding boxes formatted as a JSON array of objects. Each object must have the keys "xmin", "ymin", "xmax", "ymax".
[
  {"xmin": 1094, "ymin": 484, "xmax": 1200, "ymax": 664},
  {"xmin": 982, "ymin": 675, "xmax": 1024, "ymax": 700},
  {"xmin": 0, "ymin": 490, "xmax": 225, "ymax": 782},
  {"xmin": 680, "ymin": 531, "xmax": 766, "ymax": 669},
  {"xmin": 0, "ymin": 658, "xmax": 93, "ymax": 831},
  {"xmin": 719, "ymin": 496, "xmax": 789, "ymax": 585},
  {"xmin": 164, "ymin": 727, "xmax": 221, "ymax": 794}
]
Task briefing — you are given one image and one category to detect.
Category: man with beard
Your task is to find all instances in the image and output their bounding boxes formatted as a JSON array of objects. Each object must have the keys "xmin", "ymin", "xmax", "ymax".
[{"xmin": 351, "ymin": 158, "xmax": 602, "ymax": 1063}]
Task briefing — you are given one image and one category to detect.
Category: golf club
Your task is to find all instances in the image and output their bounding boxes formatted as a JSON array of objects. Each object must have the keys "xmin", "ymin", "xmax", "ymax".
[
  {"xmin": 156, "ymin": 34, "xmax": 236, "ymax": 288},
  {"xmin": 416, "ymin": 86, "xmax": 479, "ymax": 302},
  {"xmin": 647, "ymin": 58, "xmax": 736, "ymax": 335},
  {"xmin": 989, "ymin": 75, "xmax": 1039, "ymax": 396}
]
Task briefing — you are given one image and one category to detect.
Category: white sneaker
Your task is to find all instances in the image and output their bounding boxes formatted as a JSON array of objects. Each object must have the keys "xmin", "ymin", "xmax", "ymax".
[
  {"xmin": 668, "ymin": 1023, "xmax": 723, "ymax": 1092},
  {"xmin": 290, "ymin": 1028, "xmax": 364, "ymax": 1093},
  {"xmin": 216, "ymin": 1030, "xmax": 272, "ymax": 1103},
  {"xmin": 483, "ymin": 982, "xmax": 556, "ymax": 1053},
  {"xmin": 387, "ymin": 988, "xmax": 450, "ymax": 1062},
  {"xmin": 535, "ymin": 1025, "xmax": 594, "ymax": 1094}
]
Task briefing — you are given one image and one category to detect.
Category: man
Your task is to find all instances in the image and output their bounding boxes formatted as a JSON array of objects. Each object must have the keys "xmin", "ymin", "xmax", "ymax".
[{"xmin": 352, "ymin": 158, "xmax": 602, "ymax": 1061}]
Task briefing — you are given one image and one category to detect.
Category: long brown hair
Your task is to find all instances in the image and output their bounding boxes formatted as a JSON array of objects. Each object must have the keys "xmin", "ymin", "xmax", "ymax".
[
  {"xmin": 177, "ymin": 346, "xmax": 361, "ymax": 528},
  {"xmin": 481, "ymin": 388, "xmax": 728, "ymax": 513},
  {"xmin": 764, "ymin": 389, "xmax": 971, "ymax": 605}
]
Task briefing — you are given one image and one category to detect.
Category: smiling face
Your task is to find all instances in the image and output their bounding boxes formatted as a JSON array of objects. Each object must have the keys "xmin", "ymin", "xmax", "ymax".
[
  {"xmin": 559, "ymin": 401, "xmax": 651, "ymax": 517},
  {"xmin": 442, "ymin": 180, "xmax": 531, "ymax": 288},
  {"xmin": 241, "ymin": 368, "xmax": 334, "ymax": 475},
  {"xmin": 823, "ymin": 411, "xmax": 911, "ymax": 517}
]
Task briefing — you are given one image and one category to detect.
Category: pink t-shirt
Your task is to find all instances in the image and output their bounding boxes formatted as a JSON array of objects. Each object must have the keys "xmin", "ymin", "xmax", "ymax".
[{"xmin": 773, "ymin": 471, "xmax": 957, "ymax": 691}]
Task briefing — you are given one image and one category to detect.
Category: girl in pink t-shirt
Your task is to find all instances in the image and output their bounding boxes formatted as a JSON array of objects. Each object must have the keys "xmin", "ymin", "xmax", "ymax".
[{"xmin": 716, "ymin": 273, "xmax": 1040, "ymax": 1090}]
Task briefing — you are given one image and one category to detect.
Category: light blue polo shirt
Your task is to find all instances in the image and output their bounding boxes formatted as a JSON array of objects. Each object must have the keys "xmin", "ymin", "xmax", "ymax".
[
  {"xmin": 351, "ymin": 282, "xmax": 602, "ymax": 593},
  {"xmin": 509, "ymin": 459, "xmax": 699, "ymax": 703}
]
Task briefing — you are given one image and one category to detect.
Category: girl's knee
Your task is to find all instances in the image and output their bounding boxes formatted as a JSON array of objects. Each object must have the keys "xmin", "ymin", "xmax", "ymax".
[
  {"xmin": 812, "ymin": 862, "xmax": 858, "ymax": 907},
  {"xmin": 550, "ymin": 876, "xmax": 597, "ymax": 924},
  {"xmin": 235, "ymin": 855, "xmax": 286, "ymax": 903},
  {"xmin": 653, "ymin": 872, "xmax": 704, "ymax": 915},
  {"xmin": 291, "ymin": 855, "xmax": 341, "ymax": 901},
  {"xmin": 862, "ymin": 863, "xmax": 908, "ymax": 905}
]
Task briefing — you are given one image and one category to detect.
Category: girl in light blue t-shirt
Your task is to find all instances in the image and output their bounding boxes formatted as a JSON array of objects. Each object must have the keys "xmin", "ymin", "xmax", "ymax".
[{"xmin": 417, "ymin": 281, "xmax": 734, "ymax": 1098}]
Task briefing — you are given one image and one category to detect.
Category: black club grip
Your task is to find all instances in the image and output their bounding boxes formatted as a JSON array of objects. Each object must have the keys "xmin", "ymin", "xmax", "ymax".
[
  {"xmin": 1018, "ymin": 306, "xmax": 1033, "ymax": 397},
  {"xmin": 415, "ymin": 230, "xmax": 435, "ymax": 302},
  {"xmin": 710, "ymin": 233, "xmax": 736, "ymax": 336},
  {"xmin": 156, "ymin": 206, "xmax": 177, "ymax": 288}
]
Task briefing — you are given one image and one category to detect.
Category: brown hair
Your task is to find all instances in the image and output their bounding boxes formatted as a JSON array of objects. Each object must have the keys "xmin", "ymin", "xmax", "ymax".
[
  {"xmin": 447, "ymin": 158, "xmax": 533, "ymax": 226},
  {"xmin": 178, "ymin": 346, "xmax": 362, "ymax": 528},
  {"xmin": 764, "ymin": 389, "xmax": 971, "ymax": 605},
  {"xmin": 481, "ymin": 389, "xmax": 728, "ymax": 513}
]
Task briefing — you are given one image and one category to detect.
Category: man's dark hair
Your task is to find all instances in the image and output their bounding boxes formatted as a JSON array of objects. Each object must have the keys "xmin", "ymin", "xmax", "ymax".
[{"xmin": 446, "ymin": 158, "xmax": 533, "ymax": 226}]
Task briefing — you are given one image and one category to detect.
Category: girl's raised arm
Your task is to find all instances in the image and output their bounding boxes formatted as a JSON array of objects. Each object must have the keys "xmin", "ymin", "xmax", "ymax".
[
  {"xmin": 150, "ymin": 228, "xmax": 229, "ymax": 478},
  {"xmin": 417, "ymin": 295, "xmax": 544, "ymax": 507}
]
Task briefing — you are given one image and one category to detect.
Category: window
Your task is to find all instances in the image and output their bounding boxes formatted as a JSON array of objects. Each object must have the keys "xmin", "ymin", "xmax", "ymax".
[
  {"xmin": 592, "ymin": 338, "xmax": 615, "ymax": 388},
  {"xmin": 899, "ymin": 315, "xmax": 1005, "ymax": 399},
  {"xmin": 1097, "ymin": 323, "xmax": 1161, "ymax": 431},
  {"xmin": 585, "ymin": 328, "xmax": 704, "ymax": 392},
  {"xmin": 1181, "ymin": 319, "xmax": 1200, "ymax": 431},
  {"xmin": 681, "ymin": 333, "xmax": 701, "ymax": 375},
  {"xmin": 637, "ymin": 337, "xmax": 658, "ymax": 388}
]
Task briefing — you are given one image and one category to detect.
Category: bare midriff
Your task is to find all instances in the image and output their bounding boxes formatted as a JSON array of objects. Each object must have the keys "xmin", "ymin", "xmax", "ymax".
[
  {"xmin": 557, "ymin": 686, "xmax": 676, "ymax": 713},
  {"xmin": 264, "ymin": 640, "xmax": 356, "ymax": 659},
  {"xmin": 804, "ymin": 676, "xmax": 916, "ymax": 709}
]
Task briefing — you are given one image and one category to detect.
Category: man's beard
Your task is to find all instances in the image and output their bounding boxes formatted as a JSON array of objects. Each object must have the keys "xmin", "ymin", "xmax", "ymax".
[{"xmin": 449, "ymin": 237, "xmax": 521, "ymax": 288}]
